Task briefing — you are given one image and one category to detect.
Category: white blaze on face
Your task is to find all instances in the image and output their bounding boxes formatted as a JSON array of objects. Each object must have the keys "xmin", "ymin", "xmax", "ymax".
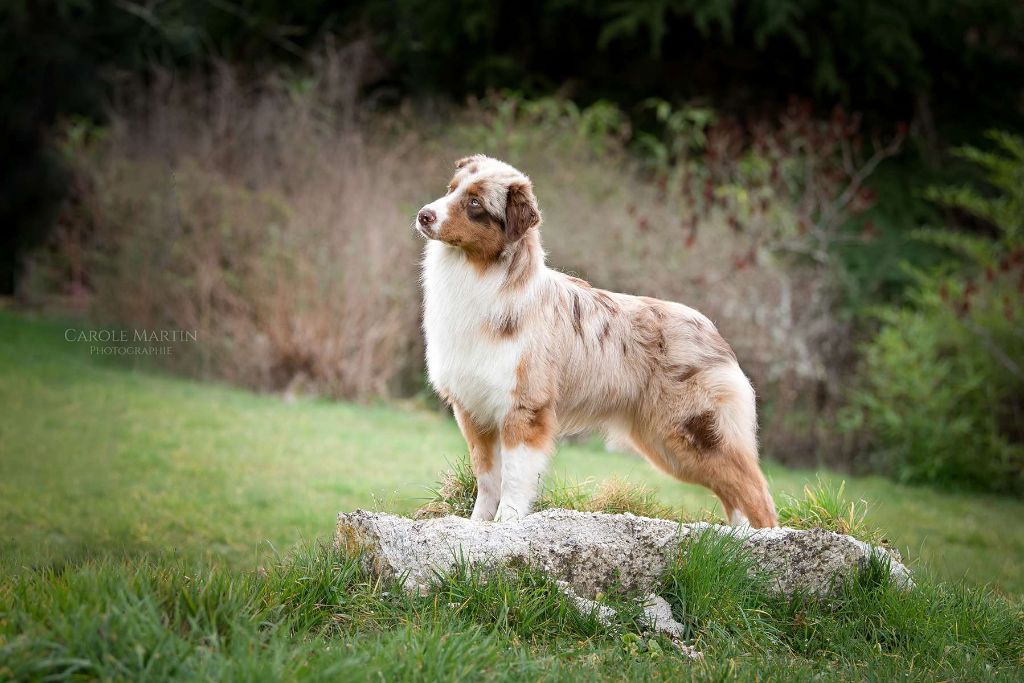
[
  {"xmin": 421, "ymin": 182, "xmax": 461, "ymax": 236},
  {"xmin": 418, "ymin": 156, "xmax": 528, "ymax": 238},
  {"xmin": 423, "ymin": 169, "xmax": 477, "ymax": 237}
]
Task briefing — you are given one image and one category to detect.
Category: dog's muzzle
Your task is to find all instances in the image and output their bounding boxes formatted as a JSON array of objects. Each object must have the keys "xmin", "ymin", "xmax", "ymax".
[{"xmin": 417, "ymin": 207, "xmax": 437, "ymax": 238}]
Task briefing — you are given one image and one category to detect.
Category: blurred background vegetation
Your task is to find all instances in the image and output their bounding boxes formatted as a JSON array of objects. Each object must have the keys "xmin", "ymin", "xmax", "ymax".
[{"xmin": 3, "ymin": 0, "xmax": 1022, "ymax": 494}]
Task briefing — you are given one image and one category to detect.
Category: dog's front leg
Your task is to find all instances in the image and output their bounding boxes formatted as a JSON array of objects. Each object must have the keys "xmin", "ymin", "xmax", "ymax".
[
  {"xmin": 471, "ymin": 446, "xmax": 502, "ymax": 521},
  {"xmin": 493, "ymin": 405, "xmax": 554, "ymax": 522},
  {"xmin": 494, "ymin": 444, "xmax": 549, "ymax": 522},
  {"xmin": 453, "ymin": 403, "xmax": 502, "ymax": 521}
]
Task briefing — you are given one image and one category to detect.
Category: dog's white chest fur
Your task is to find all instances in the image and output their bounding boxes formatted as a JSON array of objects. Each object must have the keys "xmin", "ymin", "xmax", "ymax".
[{"xmin": 422, "ymin": 242, "xmax": 525, "ymax": 424}]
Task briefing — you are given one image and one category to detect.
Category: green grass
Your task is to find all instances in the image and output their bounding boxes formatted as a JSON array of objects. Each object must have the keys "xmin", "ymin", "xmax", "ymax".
[
  {"xmin": 420, "ymin": 453, "xmax": 882, "ymax": 542},
  {"xmin": 3, "ymin": 534, "xmax": 1021, "ymax": 681},
  {"xmin": 2, "ymin": 311, "xmax": 1022, "ymax": 593},
  {"xmin": 2, "ymin": 310, "xmax": 1024, "ymax": 680}
]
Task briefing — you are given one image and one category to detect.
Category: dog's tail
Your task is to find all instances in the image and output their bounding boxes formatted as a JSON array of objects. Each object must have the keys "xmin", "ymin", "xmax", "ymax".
[{"xmin": 701, "ymin": 363, "xmax": 777, "ymax": 528}]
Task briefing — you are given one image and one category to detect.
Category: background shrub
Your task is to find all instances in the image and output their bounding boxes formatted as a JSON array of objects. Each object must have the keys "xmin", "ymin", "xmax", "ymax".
[
  {"xmin": 24, "ymin": 51, "xmax": 908, "ymax": 465},
  {"xmin": 5, "ymin": 0, "xmax": 1023, "ymax": 297},
  {"xmin": 848, "ymin": 132, "xmax": 1024, "ymax": 494},
  {"xmin": 25, "ymin": 51, "xmax": 430, "ymax": 398}
]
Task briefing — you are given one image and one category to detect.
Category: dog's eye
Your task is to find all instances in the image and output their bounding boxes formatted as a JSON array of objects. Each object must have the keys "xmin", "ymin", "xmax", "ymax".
[{"xmin": 469, "ymin": 198, "xmax": 480, "ymax": 207}]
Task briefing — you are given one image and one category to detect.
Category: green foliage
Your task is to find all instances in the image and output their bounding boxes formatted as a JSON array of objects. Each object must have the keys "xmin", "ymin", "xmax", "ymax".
[
  {"xmin": 581, "ymin": 0, "xmax": 1023, "ymax": 115},
  {"xmin": 849, "ymin": 131, "xmax": 1024, "ymax": 495},
  {"xmin": 923, "ymin": 130, "xmax": 1024, "ymax": 250},
  {"xmin": 777, "ymin": 478, "xmax": 882, "ymax": 544},
  {"xmin": 360, "ymin": 0, "xmax": 1024, "ymax": 139},
  {"xmin": 6, "ymin": 0, "xmax": 1024, "ymax": 298},
  {"xmin": 459, "ymin": 92, "xmax": 631, "ymax": 160},
  {"xmin": 831, "ymin": 160, "xmax": 945, "ymax": 312},
  {"xmin": 3, "ymin": 532, "xmax": 1023, "ymax": 680},
  {"xmin": 421, "ymin": 457, "xmax": 887, "ymax": 543},
  {"xmin": 633, "ymin": 98, "xmax": 716, "ymax": 166},
  {"xmin": 661, "ymin": 530, "xmax": 782, "ymax": 651},
  {"xmin": 416, "ymin": 454, "xmax": 679, "ymax": 522}
]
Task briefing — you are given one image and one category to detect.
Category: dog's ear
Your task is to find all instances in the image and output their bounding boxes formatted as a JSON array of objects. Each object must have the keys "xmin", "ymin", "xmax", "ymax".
[
  {"xmin": 505, "ymin": 181, "xmax": 541, "ymax": 242},
  {"xmin": 455, "ymin": 154, "xmax": 484, "ymax": 170}
]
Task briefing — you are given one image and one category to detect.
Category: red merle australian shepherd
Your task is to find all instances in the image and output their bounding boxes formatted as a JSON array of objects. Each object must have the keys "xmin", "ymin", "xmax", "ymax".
[{"xmin": 415, "ymin": 154, "xmax": 778, "ymax": 528}]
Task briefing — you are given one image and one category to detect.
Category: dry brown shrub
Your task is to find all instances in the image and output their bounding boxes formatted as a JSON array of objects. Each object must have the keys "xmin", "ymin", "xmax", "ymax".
[
  {"xmin": 33, "ymin": 52, "xmax": 889, "ymax": 462},
  {"xmin": 43, "ymin": 45, "xmax": 438, "ymax": 398}
]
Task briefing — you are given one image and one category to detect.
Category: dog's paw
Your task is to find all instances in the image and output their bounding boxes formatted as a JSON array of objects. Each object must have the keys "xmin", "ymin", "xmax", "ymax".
[
  {"xmin": 470, "ymin": 509, "xmax": 496, "ymax": 522},
  {"xmin": 493, "ymin": 502, "xmax": 527, "ymax": 523},
  {"xmin": 729, "ymin": 510, "xmax": 751, "ymax": 527}
]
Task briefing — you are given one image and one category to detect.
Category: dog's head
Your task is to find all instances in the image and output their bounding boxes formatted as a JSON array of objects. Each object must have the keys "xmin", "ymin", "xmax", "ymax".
[{"xmin": 416, "ymin": 155, "xmax": 541, "ymax": 263}]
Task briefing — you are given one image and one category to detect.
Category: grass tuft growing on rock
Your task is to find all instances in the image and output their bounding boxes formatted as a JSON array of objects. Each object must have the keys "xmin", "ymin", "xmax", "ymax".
[
  {"xmin": 419, "ymin": 457, "xmax": 879, "ymax": 542},
  {"xmin": 777, "ymin": 477, "xmax": 884, "ymax": 544},
  {"xmin": 662, "ymin": 529, "xmax": 784, "ymax": 654},
  {"xmin": 416, "ymin": 456, "xmax": 679, "ymax": 521},
  {"xmin": 416, "ymin": 455, "xmax": 480, "ymax": 519}
]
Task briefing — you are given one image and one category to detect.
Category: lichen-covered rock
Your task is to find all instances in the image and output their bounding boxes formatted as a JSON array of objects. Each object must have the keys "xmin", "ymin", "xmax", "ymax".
[
  {"xmin": 555, "ymin": 583, "xmax": 702, "ymax": 659},
  {"xmin": 690, "ymin": 522, "xmax": 913, "ymax": 595},
  {"xmin": 335, "ymin": 508, "xmax": 911, "ymax": 598},
  {"xmin": 337, "ymin": 508, "xmax": 682, "ymax": 596}
]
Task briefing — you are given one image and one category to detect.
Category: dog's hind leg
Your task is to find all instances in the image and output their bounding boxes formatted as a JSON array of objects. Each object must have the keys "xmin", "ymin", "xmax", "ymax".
[
  {"xmin": 680, "ymin": 366, "xmax": 777, "ymax": 528},
  {"xmin": 453, "ymin": 403, "xmax": 502, "ymax": 521},
  {"xmin": 630, "ymin": 411, "xmax": 778, "ymax": 528},
  {"xmin": 696, "ymin": 446, "xmax": 777, "ymax": 528}
]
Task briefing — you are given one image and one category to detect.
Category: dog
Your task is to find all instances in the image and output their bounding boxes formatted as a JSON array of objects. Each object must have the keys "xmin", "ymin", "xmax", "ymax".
[{"xmin": 416, "ymin": 154, "xmax": 778, "ymax": 527}]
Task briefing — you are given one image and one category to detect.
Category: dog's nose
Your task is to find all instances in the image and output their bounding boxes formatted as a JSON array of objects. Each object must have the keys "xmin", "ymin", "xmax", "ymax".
[{"xmin": 418, "ymin": 208, "xmax": 437, "ymax": 227}]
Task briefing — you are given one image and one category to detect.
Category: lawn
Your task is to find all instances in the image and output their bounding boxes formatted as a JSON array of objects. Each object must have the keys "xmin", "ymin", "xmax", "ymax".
[
  {"xmin": 2, "ymin": 311, "xmax": 1021, "ymax": 593},
  {"xmin": 1, "ymin": 310, "xmax": 1023, "ymax": 681}
]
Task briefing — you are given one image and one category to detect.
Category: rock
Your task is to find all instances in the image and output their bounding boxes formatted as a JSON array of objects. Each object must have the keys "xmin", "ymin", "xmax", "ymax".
[
  {"xmin": 689, "ymin": 521, "xmax": 914, "ymax": 596},
  {"xmin": 640, "ymin": 594, "xmax": 687, "ymax": 641},
  {"xmin": 555, "ymin": 582, "xmax": 702, "ymax": 659},
  {"xmin": 336, "ymin": 508, "xmax": 682, "ymax": 597},
  {"xmin": 335, "ymin": 508, "xmax": 911, "ymax": 598}
]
